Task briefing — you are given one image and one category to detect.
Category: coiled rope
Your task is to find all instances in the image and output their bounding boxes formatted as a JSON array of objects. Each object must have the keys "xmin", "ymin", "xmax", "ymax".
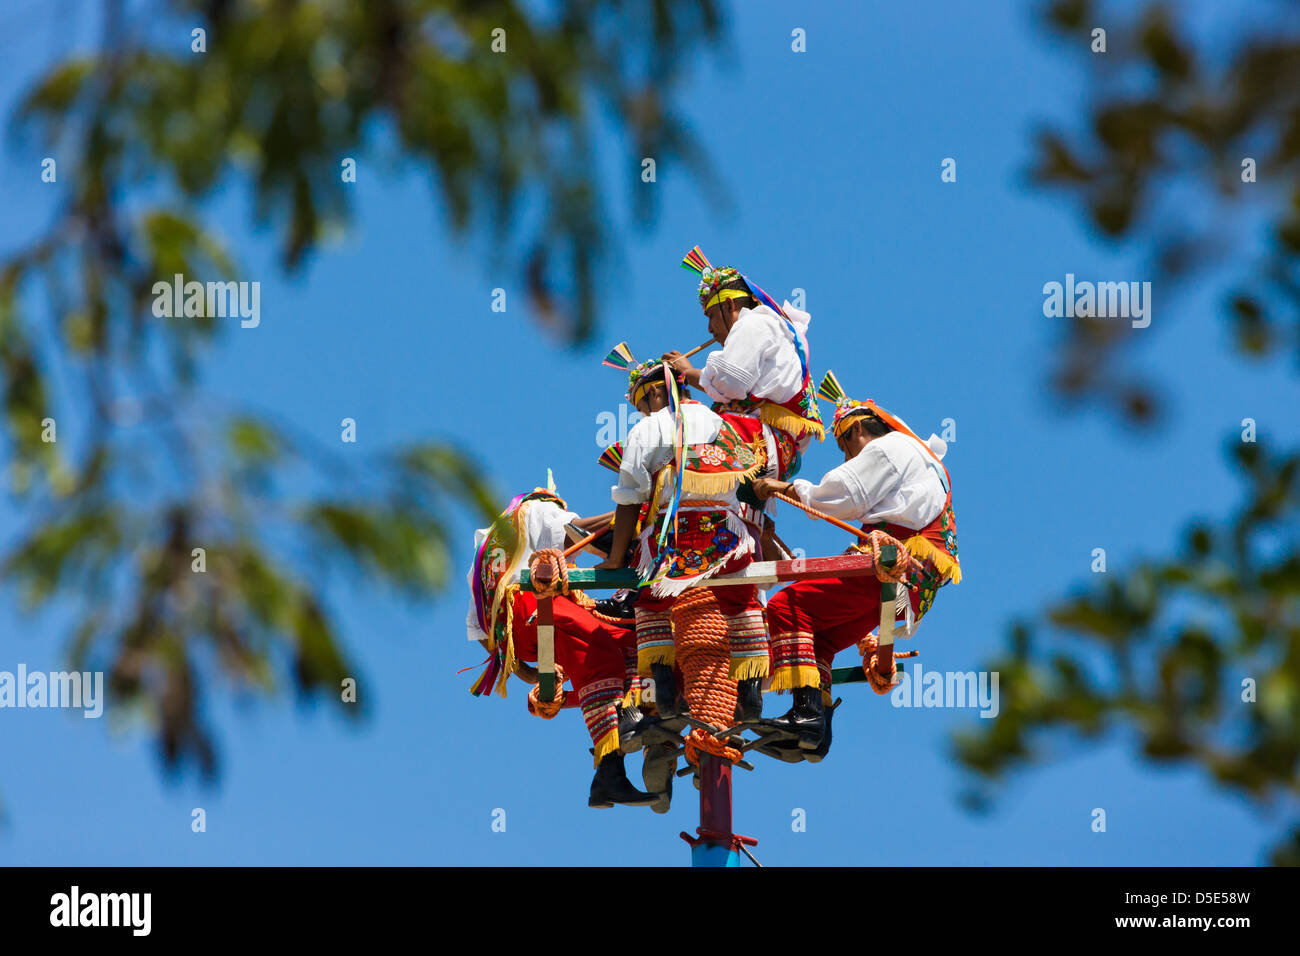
[
  {"xmin": 527, "ymin": 663, "xmax": 567, "ymax": 717},
  {"xmin": 528, "ymin": 548, "xmax": 570, "ymax": 599},
  {"xmin": 673, "ymin": 588, "xmax": 743, "ymax": 766}
]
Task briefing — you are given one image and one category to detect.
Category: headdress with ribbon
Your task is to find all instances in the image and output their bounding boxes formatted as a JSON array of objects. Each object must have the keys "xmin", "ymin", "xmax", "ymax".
[
  {"xmin": 602, "ymin": 341, "xmax": 685, "ymax": 406},
  {"xmin": 817, "ymin": 370, "xmax": 950, "ymax": 475},
  {"xmin": 681, "ymin": 245, "xmax": 789, "ymax": 318}
]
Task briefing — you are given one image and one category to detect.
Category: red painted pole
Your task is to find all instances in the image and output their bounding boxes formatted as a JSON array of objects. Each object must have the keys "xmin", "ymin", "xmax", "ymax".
[{"xmin": 693, "ymin": 755, "xmax": 738, "ymax": 866}]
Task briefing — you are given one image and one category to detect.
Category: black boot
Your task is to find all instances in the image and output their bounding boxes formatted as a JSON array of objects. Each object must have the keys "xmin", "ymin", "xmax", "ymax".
[
  {"xmin": 650, "ymin": 664, "xmax": 679, "ymax": 718},
  {"xmin": 802, "ymin": 697, "xmax": 838, "ymax": 763},
  {"xmin": 735, "ymin": 676, "xmax": 763, "ymax": 723},
  {"xmin": 617, "ymin": 703, "xmax": 655, "ymax": 753},
  {"xmin": 594, "ymin": 588, "xmax": 639, "ymax": 620},
  {"xmin": 588, "ymin": 752, "xmax": 656, "ymax": 809},
  {"xmin": 768, "ymin": 685, "xmax": 825, "ymax": 750}
]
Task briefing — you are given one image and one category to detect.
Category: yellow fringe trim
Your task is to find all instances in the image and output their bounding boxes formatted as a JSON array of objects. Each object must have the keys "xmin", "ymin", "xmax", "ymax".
[
  {"xmin": 621, "ymin": 684, "xmax": 641, "ymax": 709},
  {"xmin": 768, "ymin": 664, "xmax": 820, "ymax": 693},
  {"xmin": 759, "ymin": 401, "xmax": 825, "ymax": 443},
  {"xmin": 728, "ymin": 654, "xmax": 770, "ymax": 681},
  {"xmin": 637, "ymin": 645, "xmax": 676, "ymax": 674},
  {"xmin": 680, "ymin": 455, "xmax": 763, "ymax": 495},
  {"xmin": 592, "ymin": 727, "xmax": 620, "ymax": 767},
  {"xmin": 902, "ymin": 535, "xmax": 962, "ymax": 584}
]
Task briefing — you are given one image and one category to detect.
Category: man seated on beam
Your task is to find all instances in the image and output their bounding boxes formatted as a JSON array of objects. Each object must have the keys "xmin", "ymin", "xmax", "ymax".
[{"xmin": 752, "ymin": 371, "xmax": 961, "ymax": 756}]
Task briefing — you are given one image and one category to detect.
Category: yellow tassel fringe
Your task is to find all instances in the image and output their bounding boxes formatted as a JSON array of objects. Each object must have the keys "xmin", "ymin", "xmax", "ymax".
[
  {"xmin": 758, "ymin": 401, "xmax": 825, "ymax": 443},
  {"xmin": 637, "ymin": 645, "xmax": 675, "ymax": 674},
  {"xmin": 592, "ymin": 727, "xmax": 620, "ymax": 767},
  {"xmin": 768, "ymin": 664, "xmax": 820, "ymax": 693},
  {"xmin": 902, "ymin": 535, "xmax": 962, "ymax": 584},
  {"xmin": 728, "ymin": 655, "xmax": 770, "ymax": 681}
]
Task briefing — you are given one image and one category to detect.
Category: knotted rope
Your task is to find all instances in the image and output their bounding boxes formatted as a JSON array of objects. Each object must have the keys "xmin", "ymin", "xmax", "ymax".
[
  {"xmin": 527, "ymin": 662, "xmax": 567, "ymax": 718},
  {"xmin": 673, "ymin": 588, "xmax": 743, "ymax": 766},
  {"xmin": 528, "ymin": 548, "xmax": 570, "ymax": 599},
  {"xmin": 856, "ymin": 635, "xmax": 919, "ymax": 695},
  {"xmin": 850, "ymin": 530, "xmax": 917, "ymax": 583}
]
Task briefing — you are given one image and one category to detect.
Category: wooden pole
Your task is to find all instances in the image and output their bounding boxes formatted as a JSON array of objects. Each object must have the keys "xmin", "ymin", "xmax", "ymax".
[{"xmin": 693, "ymin": 756, "xmax": 738, "ymax": 867}]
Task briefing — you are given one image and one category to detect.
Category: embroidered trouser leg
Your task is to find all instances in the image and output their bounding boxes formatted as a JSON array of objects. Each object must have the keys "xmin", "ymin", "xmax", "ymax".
[
  {"xmin": 633, "ymin": 599, "xmax": 676, "ymax": 673},
  {"xmin": 512, "ymin": 593, "xmax": 628, "ymax": 761},
  {"xmin": 714, "ymin": 584, "xmax": 768, "ymax": 681},
  {"xmin": 795, "ymin": 578, "xmax": 923, "ymax": 702}
]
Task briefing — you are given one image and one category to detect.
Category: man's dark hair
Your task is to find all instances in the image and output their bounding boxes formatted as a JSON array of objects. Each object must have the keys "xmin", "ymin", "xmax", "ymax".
[
  {"xmin": 632, "ymin": 364, "xmax": 690, "ymax": 401},
  {"xmin": 847, "ymin": 410, "xmax": 891, "ymax": 439},
  {"xmin": 711, "ymin": 274, "xmax": 757, "ymax": 311}
]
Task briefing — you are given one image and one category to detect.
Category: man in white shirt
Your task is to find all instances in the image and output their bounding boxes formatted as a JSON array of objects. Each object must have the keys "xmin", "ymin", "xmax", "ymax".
[
  {"xmin": 666, "ymin": 248, "xmax": 825, "ymax": 487},
  {"xmin": 595, "ymin": 357, "xmax": 769, "ymax": 723},
  {"xmin": 467, "ymin": 489, "xmax": 656, "ymax": 808},
  {"xmin": 752, "ymin": 372, "xmax": 961, "ymax": 755}
]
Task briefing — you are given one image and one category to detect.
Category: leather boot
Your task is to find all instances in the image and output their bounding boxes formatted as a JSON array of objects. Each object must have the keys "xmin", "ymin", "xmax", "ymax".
[
  {"xmin": 802, "ymin": 697, "xmax": 838, "ymax": 763},
  {"xmin": 735, "ymin": 676, "xmax": 763, "ymax": 723},
  {"xmin": 617, "ymin": 703, "xmax": 655, "ymax": 753},
  {"xmin": 650, "ymin": 664, "xmax": 679, "ymax": 718},
  {"xmin": 768, "ymin": 685, "xmax": 825, "ymax": 750},
  {"xmin": 588, "ymin": 752, "xmax": 656, "ymax": 809},
  {"xmin": 595, "ymin": 587, "xmax": 639, "ymax": 620}
]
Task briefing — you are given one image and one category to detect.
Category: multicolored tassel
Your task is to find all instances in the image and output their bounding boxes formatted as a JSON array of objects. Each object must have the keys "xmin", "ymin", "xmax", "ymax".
[
  {"xmin": 602, "ymin": 341, "xmax": 636, "ymax": 370},
  {"xmin": 818, "ymin": 370, "xmax": 847, "ymax": 405},
  {"xmin": 681, "ymin": 245, "xmax": 714, "ymax": 278},
  {"xmin": 469, "ymin": 650, "xmax": 502, "ymax": 697},
  {"xmin": 597, "ymin": 444, "xmax": 624, "ymax": 473}
]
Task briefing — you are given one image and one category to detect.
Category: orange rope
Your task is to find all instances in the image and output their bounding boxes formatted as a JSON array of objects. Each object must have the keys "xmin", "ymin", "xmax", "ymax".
[
  {"xmin": 773, "ymin": 492, "xmax": 918, "ymax": 584},
  {"xmin": 528, "ymin": 549, "xmax": 570, "ymax": 599},
  {"xmin": 856, "ymin": 636, "xmax": 918, "ymax": 695},
  {"xmin": 673, "ymin": 588, "xmax": 743, "ymax": 765},
  {"xmin": 849, "ymin": 530, "xmax": 917, "ymax": 584},
  {"xmin": 526, "ymin": 663, "xmax": 567, "ymax": 717}
]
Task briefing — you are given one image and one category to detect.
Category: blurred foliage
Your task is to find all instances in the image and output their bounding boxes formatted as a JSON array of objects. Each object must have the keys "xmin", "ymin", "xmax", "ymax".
[
  {"xmin": 958, "ymin": 0, "xmax": 1300, "ymax": 863},
  {"xmin": 0, "ymin": 0, "xmax": 718, "ymax": 779}
]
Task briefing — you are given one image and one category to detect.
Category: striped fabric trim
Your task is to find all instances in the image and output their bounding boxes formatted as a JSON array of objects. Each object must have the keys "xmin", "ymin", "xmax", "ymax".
[
  {"xmin": 725, "ymin": 607, "xmax": 770, "ymax": 680},
  {"xmin": 769, "ymin": 630, "xmax": 819, "ymax": 691}
]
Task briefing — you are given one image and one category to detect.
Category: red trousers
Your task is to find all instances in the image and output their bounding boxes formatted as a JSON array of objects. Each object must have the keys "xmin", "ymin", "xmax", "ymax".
[
  {"xmin": 510, "ymin": 592, "xmax": 632, "ymax": 756},
  {"xmin": 765, "ymin": 575, "xmax": 922, "ymax": 692}
]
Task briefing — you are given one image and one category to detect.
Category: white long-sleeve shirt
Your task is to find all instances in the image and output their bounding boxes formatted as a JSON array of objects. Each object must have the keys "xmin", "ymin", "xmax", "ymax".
[
  {"xmin": 791, "ymin": 430, "xmax": 948, "ymax": 530},
  {"xmin": 612, "ymin": 402, "xmax": 744, "ymax": 510},
  {"xmin": 698, "ymin": 303, "xmax": 810, "ymax": 406},
  {"xmin": 465, "ymin": 498, "xmax": 578, "ymax": 642}
]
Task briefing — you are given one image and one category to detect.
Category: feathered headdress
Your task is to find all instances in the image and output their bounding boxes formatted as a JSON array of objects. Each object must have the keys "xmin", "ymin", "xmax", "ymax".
[
  {"xmin": 818, "ymin": 371, "xmax": 944, "ymax": 466},
  {"xmin": 681, "ymin": 246, "xmax": 788, "ymax": 319},
  {"xmin": 818, "ymin": 370, "xmax": 878, "ymax": 438},
  {"xmin": 603, "ymin": 341, "xmax": 682, "ymax": 402}
]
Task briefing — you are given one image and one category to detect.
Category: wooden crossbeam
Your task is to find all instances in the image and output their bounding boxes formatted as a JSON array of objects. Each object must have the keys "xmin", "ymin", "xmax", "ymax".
[
  {"xmin": 520, "ymin": 553, "xmax": 884, "ymax": 593},
  {"xmin": 524, "ymin": 551, "xmax": 903, "ymax": 703}
]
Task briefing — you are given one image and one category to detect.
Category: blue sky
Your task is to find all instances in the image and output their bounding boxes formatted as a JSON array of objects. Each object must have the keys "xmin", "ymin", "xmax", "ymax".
[{"xmin": 1, "ymin": 1, "xmax": 1295, "ymax": 865}]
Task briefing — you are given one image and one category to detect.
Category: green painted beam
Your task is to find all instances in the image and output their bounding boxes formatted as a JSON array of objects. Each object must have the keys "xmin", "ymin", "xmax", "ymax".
[
  {"xmin": 520, "ymin": 568, "xmax": 640, "ymax": 590},
  {"xmin": 831, "ymin": 661, "xmax": 904, "ymax": 684}
]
